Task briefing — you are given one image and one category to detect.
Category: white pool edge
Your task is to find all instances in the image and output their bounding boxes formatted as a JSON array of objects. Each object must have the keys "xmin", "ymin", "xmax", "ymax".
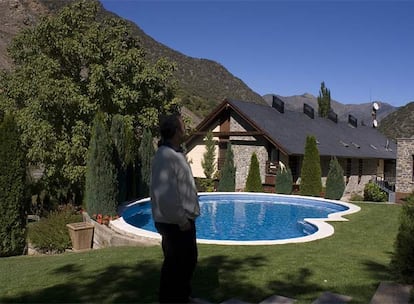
[{"xmin": 110, "ymin": 192, "xmax": 361, "ymax": 246}]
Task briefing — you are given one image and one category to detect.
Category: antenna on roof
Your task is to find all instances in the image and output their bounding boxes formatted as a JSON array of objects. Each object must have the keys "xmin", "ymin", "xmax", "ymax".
[{"xmin": 372, "ymin": 102, "xmax": 380, "ymax": 128}]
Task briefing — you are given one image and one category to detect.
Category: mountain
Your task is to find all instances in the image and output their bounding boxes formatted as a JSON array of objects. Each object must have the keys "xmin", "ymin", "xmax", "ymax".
[
  {"xmin": 263, "ymin": 93, "xmax": 397, "ymax": 125},
  {"xmin": 378, "ymin": 102, "xmax": 414, "ymax": 140},
  {"xmin": 0, "ymin": 0, "xmax": 265, "ymax": 120}
]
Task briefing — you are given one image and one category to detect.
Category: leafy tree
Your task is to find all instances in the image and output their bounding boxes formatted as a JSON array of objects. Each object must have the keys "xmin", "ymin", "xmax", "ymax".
[
  {"xmin": 201, "ymin": 131, "xmax": 216, "ymax": 179},
  {"xmin": 139, "ymin": 129, "xmax": 155, "ymax": 198},
  {"xmin": 217, "ymin": 143, "xmax": 236, "ymax": 192},
  {"xmin": 84, "ymin": 112, "xmax": 118, "ymax": 216},
  {"xmin": 318, "ymin": 81, "xmax": 331, "ymax": 118},
  {"xmin": 275, "ymin": 166, "xmax": 293, "ymax": 194},
  {"xmin": 0, "ymin": 0, "xmax": 177, "ymax": 203},
  {"xmin": 245, "ymin": 152, "xmax": 263, "ymax": 192},
  {"xmin": 300, "ymin": 135, "xmax": 322, "ymax": 196},
  {"xmin": 325, "ymin": 157, "xmax": 345, "ymax": 200},
  {"xmin": 390, "ymin": 194, "xmax": 414, "ymax": 283},
  {"xmin": 0, "ymin": 114, "xmax": 27, "ymax": 256}
]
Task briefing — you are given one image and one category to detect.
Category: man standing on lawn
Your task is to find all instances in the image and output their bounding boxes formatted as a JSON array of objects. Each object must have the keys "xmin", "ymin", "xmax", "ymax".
[{"xmin": 150, "ymin": 113, "xmax": 200, "ymax": 303}]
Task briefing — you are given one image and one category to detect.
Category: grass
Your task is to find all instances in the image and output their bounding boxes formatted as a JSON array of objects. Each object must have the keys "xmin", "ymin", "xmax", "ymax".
[{"xmin": 0, "ymin": 202, "xmax": 405, "ymax": 303}]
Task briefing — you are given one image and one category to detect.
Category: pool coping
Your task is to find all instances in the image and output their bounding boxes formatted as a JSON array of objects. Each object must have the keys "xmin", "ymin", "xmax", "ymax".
[{"xmin": 110, "ymin": 192, "xmax": 361, "ymax": 246}]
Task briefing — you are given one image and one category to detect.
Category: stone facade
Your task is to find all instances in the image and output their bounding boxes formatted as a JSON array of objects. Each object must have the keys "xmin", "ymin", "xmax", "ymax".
[{"xmin": 396, "ymin": 138, "xmax": 414, "ymax": 200}]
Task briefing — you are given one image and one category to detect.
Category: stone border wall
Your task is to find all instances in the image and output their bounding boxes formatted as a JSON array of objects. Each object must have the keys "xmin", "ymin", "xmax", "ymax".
[{"xmin": 396, "ymin": 138, "xmax": 414, "ymax": 201}]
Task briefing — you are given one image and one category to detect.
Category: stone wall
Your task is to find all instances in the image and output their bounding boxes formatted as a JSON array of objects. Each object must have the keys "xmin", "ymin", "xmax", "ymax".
[
  {"xmin": 230, "ymin": 114, "xmax": 268, "ymax": 191},
  {"xmin": 396, "ymin": 138, "xmax": 414, "ymax": 200}
]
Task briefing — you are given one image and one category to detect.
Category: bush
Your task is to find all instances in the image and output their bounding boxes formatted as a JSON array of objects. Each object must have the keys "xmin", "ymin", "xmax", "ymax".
[
  {"xmin": 390, "ymin": 194, "xmax": 414, "ymax": 283},
  {"xmin": 28, "ymin": 205, "xmax": 82, "ymax": 254},
  {"xmin": 325, "ymin": 157, "xmax": 345, "ymax": 200},
  {"xmin": 245, "ymin": 152, "xmax": 263, "ymax": 192},
  {"xmin": 350, "ymin": 193, "xmax": 364, "ymax": 202},
  {"xmin": 194, "ymin": 177, "xmax": 215, "ymax": 192},
  {"xmin": 275, "ymin": 166, "xmax": 293, "ymax": 194},
  {"xmin": 363, "ymin": 182, "xmax": 387, "ymax": 202}
]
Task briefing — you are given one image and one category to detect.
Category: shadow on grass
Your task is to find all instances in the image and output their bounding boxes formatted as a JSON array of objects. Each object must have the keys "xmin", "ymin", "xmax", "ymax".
[{"xmin": 1, "ymin": 252, "xmax": 331, "ymax": 303}]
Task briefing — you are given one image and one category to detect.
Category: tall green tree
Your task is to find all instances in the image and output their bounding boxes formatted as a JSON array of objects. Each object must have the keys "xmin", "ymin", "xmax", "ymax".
[
  {"xmin": 217, "ymin": 143, "xmax": 236, "ymax": 192},
  {"xmin": 318, "ymin": 81, "xmax": 331, "ymax": 118},
  {"xmin": 391, "ymin": 194, "xmax": 414, "ymax": 283},
  {"xmin": 110, "ymin": 115, "xmax": 137, "ymax": 203},
  {"xmin": 275, "ymin": 166, "xmax": 293, "ymax": 194},
  {"xmin": 0, "ymin": 0, "xmax": 177, "ymax": 203},
  {"xmin": 84, "ymin": 112, "xmax": 118, "ymax": 216},
  {"xmin": 201, "ymin": 131, "xmax": 216, "ymax": 179},
  {"xmin": 245, "ymin": 152, "xmax": 263, "ymax": 192},
  {"xmin": 0, "ymin": 114, "xmax": 27, "ymax": 257},
  {"xmin": 300, "ymin": 135, "xmax": 322, "ymax": 196},
  {"xmin": 139, "ymin": 129, "xmax": 155, "ymax": 198},
  {"xmin": 325, "ymin": 157, "xmax": 345, "ymax": 200}
]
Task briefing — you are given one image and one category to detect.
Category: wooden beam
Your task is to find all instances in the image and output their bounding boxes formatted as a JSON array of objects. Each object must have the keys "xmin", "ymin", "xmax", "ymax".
[{"xmin": 192, "ymin": 131, "xmax": 263, "ymax": 137}]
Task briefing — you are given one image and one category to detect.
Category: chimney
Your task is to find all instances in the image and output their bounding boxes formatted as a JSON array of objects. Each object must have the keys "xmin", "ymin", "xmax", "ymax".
[
  {"xmin": 303, "ymin": 103, "xmax": 315, "ymax": 119},
  {"xmin": 328, "ymin": 110, "xmax": 338, "ymax": 123},
  {"xmin": 272, "ymin": 96, "xmax": 284, "ymax": 113},
  {"xmin": 348, "ymin": 114, "xmax": 358, "ymax": 128}
]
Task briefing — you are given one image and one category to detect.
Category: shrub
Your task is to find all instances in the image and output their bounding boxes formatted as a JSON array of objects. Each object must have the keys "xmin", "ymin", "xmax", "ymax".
[
  {"xmin": 350, "ymin": 193, "xmax": 364, "ymax": 202},
  {"xmin": 138, "ymin": 129, "xmax": 154, "ymax": 198},
  {"xmin": 325, "ymin": 157, "xmax": 345, "ymax": 200},
  {"xmin": 245, "ymin": 152, "xmax": 263, "ymax": 192},
  {"xmin": 363, "ymin": 182, "xmax": 387, "ymax": 202},
  {"xmin": 300, "ymin": 135, "xmax": 322, "ymax": 196},
  {"xmin": 195, "ymin": 178, "xmax": 215, "ymax": 192},
  {"xmin": 0, "ymin": 114, "xmax": 27, "ymax": 257},
  {"xmin": 390, "ymin": 194, "xmax": 414, "ymax": 283},
  {"xmin": 28, "ymin": 205, "xmax": 82, "ymax": 254},
  {"xmin": 275, "ymin": 166, "xmax": 293, "ymax": 194},
  {"xmin": 217, "ymin": 143, "xmax": 236, "ymax": 192}
]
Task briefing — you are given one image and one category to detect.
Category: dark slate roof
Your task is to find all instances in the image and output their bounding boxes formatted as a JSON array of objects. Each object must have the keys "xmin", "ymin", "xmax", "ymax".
[{"xmin": 227, "ymin": 99, "xmax": 396, "ymax": 159}]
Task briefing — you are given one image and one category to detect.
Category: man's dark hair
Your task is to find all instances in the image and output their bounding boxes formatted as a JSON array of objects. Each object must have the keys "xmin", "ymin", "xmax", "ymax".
[{"xmin": 159, "ymin": 114, "xmax": 181, "ymax": 141}]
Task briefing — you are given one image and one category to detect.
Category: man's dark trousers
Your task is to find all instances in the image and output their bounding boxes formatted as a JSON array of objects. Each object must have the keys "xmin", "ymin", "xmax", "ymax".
[{"xmin": 155, "ymin": 220, "xmax": 197, "ymax": 303}]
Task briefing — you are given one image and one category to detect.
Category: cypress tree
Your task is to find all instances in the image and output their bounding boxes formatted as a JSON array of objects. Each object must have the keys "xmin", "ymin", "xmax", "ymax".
[
  {"xmin": 390, "ymin": 195, "xmax": 414, "ymax": 283},
  {"xmin": 318, "ymin": 81, "xmax": 331, "ymax": 118},
  {"xmin": 0, "ymin": 114, "xmax": 27, "ymax": 256},
  {"xmin": 139, "ymin": 129, "xmax": 155, "ymax": 198},
  {"xmin": 325, "ymin": 156, "xmax": 345, "ymax": 200},
  {"xmin": 245, "ymin": 152, "xmax": 263, "ymax": 192},
  {"xmin": 300, "ymin": 135, "xmax": 322, "ymax": 196},
  {"xmin": 201, "ymin": 131, "xmax": 216, "ymax": 179},
  {"xmin": 85, "ymin": 113, "xmax": 118, "ymax": 216},
  {"xmin": 275, "ymin": 166, "xmax": 293, "ymax": 194},
  {"xmin": 217, "ymin": 143, "xmax": 236, "ymax": 192}
]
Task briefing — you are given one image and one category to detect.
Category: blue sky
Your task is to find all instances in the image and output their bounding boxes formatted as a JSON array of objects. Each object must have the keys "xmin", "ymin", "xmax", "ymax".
[{"xmin": 100, "ymin": 0, "xmax": 414, "ymax": 107}]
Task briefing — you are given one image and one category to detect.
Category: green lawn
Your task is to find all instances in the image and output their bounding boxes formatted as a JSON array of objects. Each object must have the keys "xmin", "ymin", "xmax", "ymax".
[{"xmin": 0, "ymin": 202, "xmax": 404, "ymax": 303}]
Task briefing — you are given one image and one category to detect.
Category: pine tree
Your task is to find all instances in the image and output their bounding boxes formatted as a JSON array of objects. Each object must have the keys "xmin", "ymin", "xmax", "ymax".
[
  {"xmin": 318, "ymin": 81, "xmax": 331, "ymax": 118},
  {"xmin": 0, "ymin": 114, "xmax": 27, "ymax": 256},
  {"xmin": 325, "ymin": 157, "xmax": 345, "ymax": 200},
  {"xmin": 300, "ymin": 135, "xmax": 322, "ymax": 196},
  {"xmin": 139, "ymin": 129, "xmax": 155, "ymax": 198},
  {"xmin": 217, "ymin": 143, "xmax": 236, "ymax": 192},
  {"xmin": 201, "ymin": 131, "xmax": 216, "ymax": 179},
  {"xmin": 275, "ymin": 166, "xmax": 293, "ymax": 194},
  {"xmin": 245, "ymin": 152, "xmax": 263, "ymax": 192},
  {"xmin": 85, "ymin": 113, "xmax": 118, "ymax": 216}
]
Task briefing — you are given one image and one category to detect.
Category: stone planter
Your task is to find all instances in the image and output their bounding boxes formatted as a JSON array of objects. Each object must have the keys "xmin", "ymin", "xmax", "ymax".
[{"xmin": 66, "ymin": 222, "xmax": 94, "ymax": 251}]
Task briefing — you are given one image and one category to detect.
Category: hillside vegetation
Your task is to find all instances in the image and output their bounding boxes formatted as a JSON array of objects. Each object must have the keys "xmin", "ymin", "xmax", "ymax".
[{"xmin": 378, "ymin": 102, "xmax": 414, "ymax": 140}]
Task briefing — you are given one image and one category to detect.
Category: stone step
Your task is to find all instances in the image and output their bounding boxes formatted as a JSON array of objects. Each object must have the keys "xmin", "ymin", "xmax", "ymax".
[
  {"xmin": 311, "ymin": 291, "xmax": 352, "ymax": 304},
  {"xmin": 369, "ymin": 282, "xmax": 413, "ymax": 304},
  {"xmin": 259, "ymin": 294, "xmax": 297, "ymax": 304}
]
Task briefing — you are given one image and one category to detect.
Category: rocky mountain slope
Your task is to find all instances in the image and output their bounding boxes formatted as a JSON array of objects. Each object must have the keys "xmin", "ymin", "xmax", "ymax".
[{"xmin": 1, "ymin": 0, "xmax": 412, "ymax": 139}]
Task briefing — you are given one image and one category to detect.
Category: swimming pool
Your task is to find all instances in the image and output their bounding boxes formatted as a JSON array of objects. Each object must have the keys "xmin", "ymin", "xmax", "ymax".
[{"xmin": 111, "ymin": 192, "xmax": 361, "ymax": 245}]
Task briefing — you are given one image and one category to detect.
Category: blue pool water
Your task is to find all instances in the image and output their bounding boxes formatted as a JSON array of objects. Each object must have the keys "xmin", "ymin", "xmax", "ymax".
[{"xmin": 122, "ymin": 193, "xmax": 349, "ymax": 241}]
